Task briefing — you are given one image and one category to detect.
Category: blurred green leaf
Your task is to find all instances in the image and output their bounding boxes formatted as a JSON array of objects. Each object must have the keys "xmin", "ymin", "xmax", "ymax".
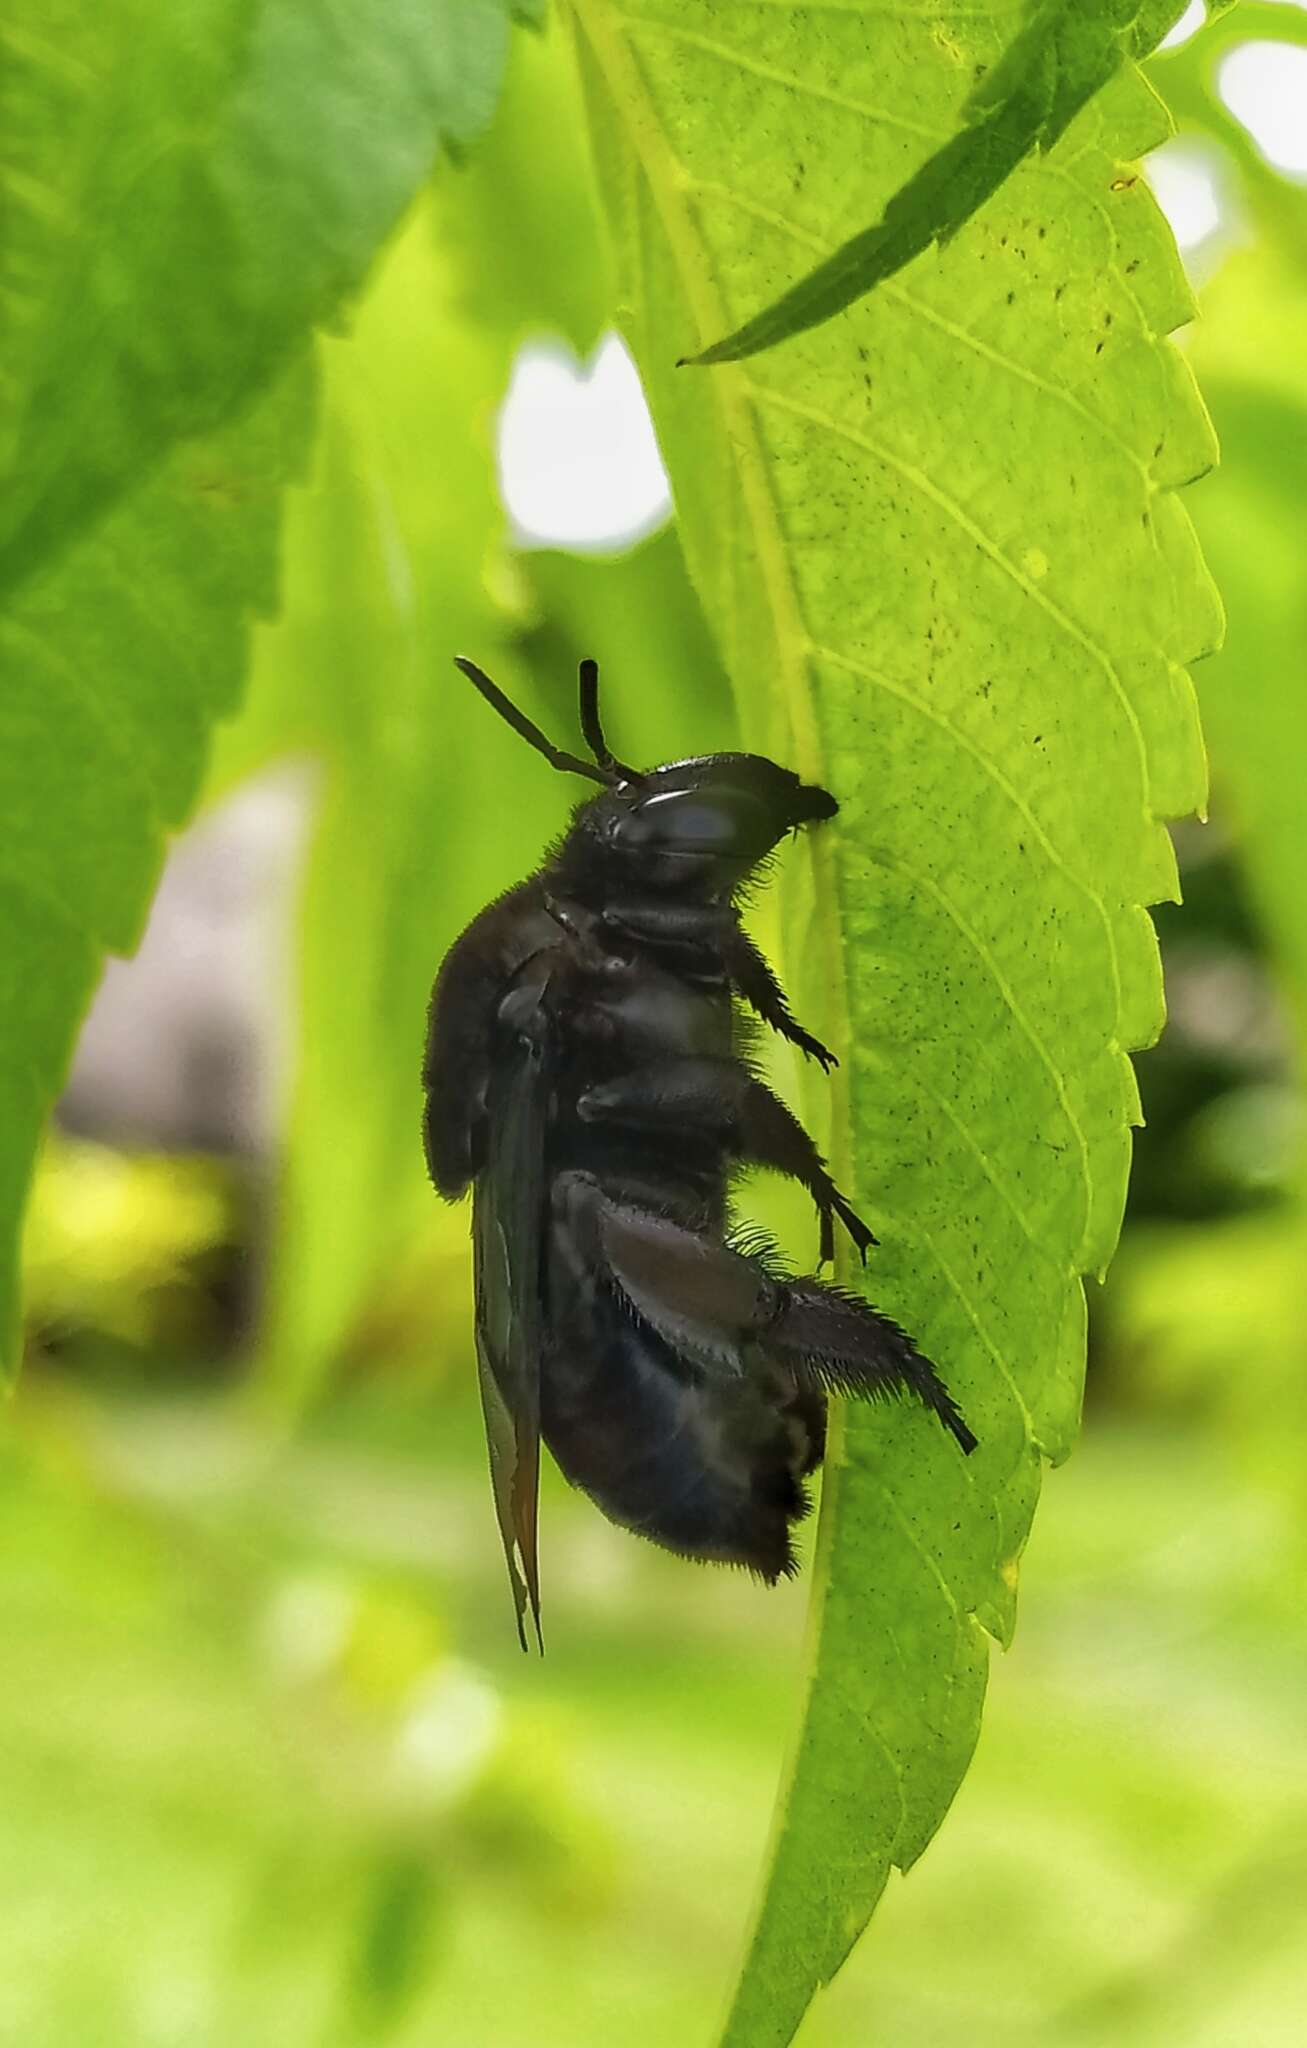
[
  {"xmin": 1151, "ymin": 3, "xmax": 1307, "ymax": 286},
  {"xmin": 0, "ymin": 0, "xmax": 512, "ymax": 595},
  {"xmin": 0, "ymin": 4, "xmax": 517, "ymax": 1379},
  {"xmin": 431, "ymin": 17, "xmax": 612, "ymax": 358},
  {"xmin": 684, "ymin": 0, "xmax": 1193, "ymax": 366},
  {"xmin": 565, "ymin": 2, "xmax": 1218, "ymax": 2037},
  {"xmin": 0, "ymin": 364, "xmax": 313, "ymax": 1376},
  {"xmin": 1106, "ymin": 1209, "xmax": 1303, "ymax": 1422},
  {"xmin": 1186, "ymin": 247, "xmax": 1307, "ymax": 1046},
  {"xmin": 1179, "ymin": 235, "xmax": 1307, "ymax": 1463}
]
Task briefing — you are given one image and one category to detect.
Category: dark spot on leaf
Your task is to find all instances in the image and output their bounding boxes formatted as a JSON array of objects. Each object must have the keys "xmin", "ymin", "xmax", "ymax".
[
  {"xmin": 1103, "ymin": 311, "xmax": 1113, "ymax": 327},
  {"xmin": 1006, "ymin": 290, "xmax": 1015, "ymax": 305},
  {"xmin": 1110, "ymin": 175, "xmax": 1138, "ymax": 192},
  {"xmin": 1054, "ymin": 283, "xmax": 1065, "ymax": 300},
  {"xmin": 1125, "ymin": 257, "xmax": 1140, "ymax": 274},
  {"xmin": 1094, "ymin": 340, "xmax": 1104, "ymax": 354},
  {"xmin": 1037, "ymin": 225, "xmax": 1046, "ymax": 239}
]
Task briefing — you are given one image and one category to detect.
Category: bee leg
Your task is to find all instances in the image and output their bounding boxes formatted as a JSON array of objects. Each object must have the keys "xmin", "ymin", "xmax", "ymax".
[
  {"xmin": 721, "ymin": 925, "xmax": 839, "ymax": 1075},
  {"xmin": 577, "ymin": 1057, "xmax": 876, "ymax": 1264},
  {"xmin": 551, "ymin": 1167, "xmax": 777, "ymax": 1376},
  {"xmin": 598, "ymin": 901, "xmax": 837, "ymax": 1071},
  {"xmin": 551, "ymin": 1172, "xmax": 974, "ymax": 1453},
  {"xmin": 759, "ymin": 1279, "xmax": 977, "ymax": 1454}
]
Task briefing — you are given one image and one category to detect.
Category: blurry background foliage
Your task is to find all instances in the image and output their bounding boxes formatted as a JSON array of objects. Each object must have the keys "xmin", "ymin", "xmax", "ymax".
[{"xmin": 4, "ymin": 4, "xmax": 1307, "ymax": 2046}]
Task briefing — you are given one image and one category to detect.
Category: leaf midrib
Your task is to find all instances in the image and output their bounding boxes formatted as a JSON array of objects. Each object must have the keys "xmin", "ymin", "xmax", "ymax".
[{"xmin": 565, "ymin": 0, "xmax": 853, "ymax": 1134}]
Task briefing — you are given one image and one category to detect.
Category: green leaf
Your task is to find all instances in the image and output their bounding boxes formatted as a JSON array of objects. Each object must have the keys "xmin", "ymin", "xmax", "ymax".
[
  {"xmin": 0, "ymin": 0, "xmax": 510, "ymax": 597},
  {"xmin": 0, "ymin": 365, "xmax": 315, "ymax": 1372},
  {"xmin": 683, "ymin": 0, "xmax": 1192, "ymax": 366},
  {"xmin": 564, "ymin": 2, "xmax": 1219, "ymax": 2039},
  {"xmin": 0, "ymin": 5, "xmax": 515, "ymax": 1375}
]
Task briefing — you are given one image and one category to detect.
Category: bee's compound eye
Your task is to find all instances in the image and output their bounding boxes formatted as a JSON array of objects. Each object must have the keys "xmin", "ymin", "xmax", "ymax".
[
  {"xmin": 612, "ymin": 786, "xmax": 775, "ymax": 862},
  {"xmin": 634, "ymin": 791, "xmax": 752, "ymax": 847}
]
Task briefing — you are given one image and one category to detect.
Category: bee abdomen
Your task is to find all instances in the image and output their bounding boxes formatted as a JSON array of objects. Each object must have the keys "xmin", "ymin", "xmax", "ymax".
[{"xmin": 540, "ymin": 1292, "xmax": 820, "ymax": 1581}]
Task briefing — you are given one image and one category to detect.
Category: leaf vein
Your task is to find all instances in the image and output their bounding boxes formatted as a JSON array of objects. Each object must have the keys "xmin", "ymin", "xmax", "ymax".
[
  {"xmin": 916, "ymin": 1220, "xmax": 1040, "ymax": 1446},
  {"xmin": 617, "ymin": 9, "xmax": 947, "ymax": 145},
  {"xmin": 682, "ymin": 171, "xmax": 1156, "ymax": 485},
  {"xmin": 864, "ymin": 1043, "xmax": 1070, "ymax": 1270},
  {"xmin": 861, "ymin": 845, "xmax": 1095, "ymax": 1247},
  {"xmin": 885, "ymin": 1496, "xmax": 961, "ymax": 1621},
  {"xmin": 744, "ymin": 378, "xmax": 1153, "ymax": 802},
  {"xmin": 811, "ymin": 638, "xmax": 1124, "ymax": 1024}
]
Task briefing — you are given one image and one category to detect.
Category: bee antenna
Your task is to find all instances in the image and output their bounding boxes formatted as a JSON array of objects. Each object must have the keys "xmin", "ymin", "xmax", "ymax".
[
  {"xmin": 454, "ymin": 657, "xmax": 610, "ymax": 786},
  {"xmin": 578, "ymin": 658, "xmax": 642, "ymax": 784}
]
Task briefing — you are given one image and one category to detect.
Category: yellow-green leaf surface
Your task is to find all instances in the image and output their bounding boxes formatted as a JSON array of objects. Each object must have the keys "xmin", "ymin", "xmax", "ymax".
[
  {"xmin": 563, "ymin": 3, "xmax": 1220, "ymax": 2039},
  {"xmin": 685, "ymin": 0, "xmax": 1195, "ymax": 367}
]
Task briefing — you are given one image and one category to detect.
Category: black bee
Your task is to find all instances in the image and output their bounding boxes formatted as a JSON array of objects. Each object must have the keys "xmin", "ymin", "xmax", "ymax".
[{"xmin": 424, "ymin": 657, "xmax": 975, "ymax": 1647}]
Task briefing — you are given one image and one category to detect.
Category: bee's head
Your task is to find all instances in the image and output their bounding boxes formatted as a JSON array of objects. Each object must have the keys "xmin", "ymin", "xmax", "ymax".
[
  {"xmin": 573, "ymin": 752, "xmax": 837, "ymax": 894},
  {"xmin": 454, "ymin": 655, "xmax": 836, "ymax": 900}
]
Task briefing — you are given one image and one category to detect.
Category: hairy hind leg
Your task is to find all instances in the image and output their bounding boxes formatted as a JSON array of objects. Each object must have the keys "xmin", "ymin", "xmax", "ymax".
[{"xmin": 551, "ymin": 1172, "xmax": 974, "ymax": 1453}]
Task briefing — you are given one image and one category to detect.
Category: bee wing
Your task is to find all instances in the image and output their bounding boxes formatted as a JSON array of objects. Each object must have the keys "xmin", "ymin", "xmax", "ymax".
[{"xmin": 472, "ymin": 1022, "xmax": 550, "ymax": 1651}]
